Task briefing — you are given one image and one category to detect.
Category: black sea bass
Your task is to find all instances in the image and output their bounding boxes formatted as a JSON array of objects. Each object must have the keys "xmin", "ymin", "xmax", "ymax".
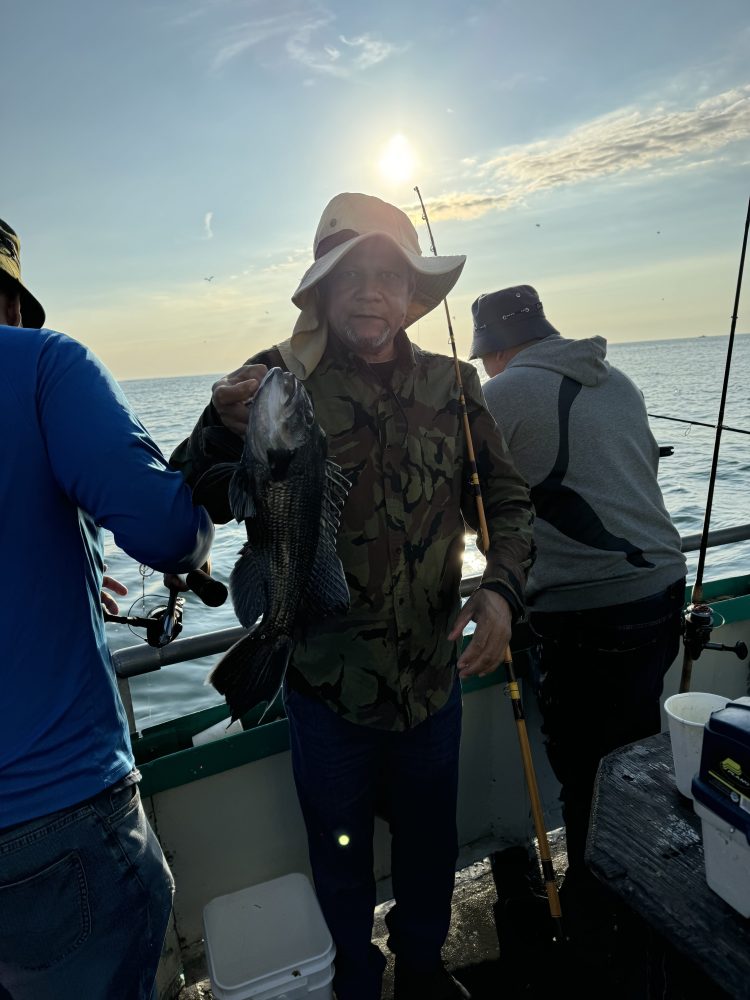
[{"xmin": 209, "ymin": 367, "xmax": 351, "ymax": 721}]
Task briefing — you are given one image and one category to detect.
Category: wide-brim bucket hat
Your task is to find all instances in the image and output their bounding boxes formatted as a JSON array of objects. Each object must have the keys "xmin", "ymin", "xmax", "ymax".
[
  {"xmin": 0, "ymin": 218, "xmax": 45, "ymax": 328},
  {"xmin": 292, "ymin": 192, "xmax": 465, "ymax": 326},
  {"xmin": 278, "ymin": 193, "xmax": 465, "ymax": 379}
]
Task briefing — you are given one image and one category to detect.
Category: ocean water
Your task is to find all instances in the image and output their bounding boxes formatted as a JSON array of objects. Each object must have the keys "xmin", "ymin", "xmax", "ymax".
[{"xmin": 104, "ymin": 334, "xmax": 750, "ymax": 730}]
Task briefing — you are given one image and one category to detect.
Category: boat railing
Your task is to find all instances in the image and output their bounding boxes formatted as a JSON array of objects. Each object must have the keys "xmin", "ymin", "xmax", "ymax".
[{"xmin": 111, "ymin": 522, "xmax": 750, "ymax": 679}]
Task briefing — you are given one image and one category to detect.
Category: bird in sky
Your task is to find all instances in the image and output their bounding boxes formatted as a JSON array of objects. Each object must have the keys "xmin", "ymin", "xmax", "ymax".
[{"xmin": 205, "ymin": 276, "xmax": 214, "ymax": 282}]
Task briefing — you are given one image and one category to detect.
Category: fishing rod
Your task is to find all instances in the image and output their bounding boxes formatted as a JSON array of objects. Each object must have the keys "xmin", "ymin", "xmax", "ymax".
[
  {"xmin": 680, "ymin": 193, "xmax": 750, "ymax": 692},
  {"xmin": 413, "ymin": 187, "xmax": 490, "ymax": 548},
  {"xmin": 414, "ymin": 186, "xmax": 563, "ymax": 940}
]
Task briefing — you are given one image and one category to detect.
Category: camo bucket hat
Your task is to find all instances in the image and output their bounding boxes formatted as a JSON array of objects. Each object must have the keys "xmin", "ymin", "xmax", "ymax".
[
  {"xmin": 0, "ymin": 219, "xmax": 45, "ymax": 328},
  {"xmin": 278, "ymin": 193, "xmax": 466, "ymax": 379}
]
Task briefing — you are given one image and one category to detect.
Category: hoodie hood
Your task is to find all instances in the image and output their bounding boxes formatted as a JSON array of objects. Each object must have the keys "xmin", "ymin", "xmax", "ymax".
[{"xmin": 505, "ymin": 334, "xmax": 609, "ymax": 388}]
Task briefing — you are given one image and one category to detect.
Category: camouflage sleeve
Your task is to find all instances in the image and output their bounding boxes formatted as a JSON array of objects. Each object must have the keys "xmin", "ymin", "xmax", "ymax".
[
  {"xmin": 460, "ymin": 362, "xmax": 536, "ymax": 615},
  {"xmin": 169, "ymin": 347, "xmax": 283, "ymax": 523}
]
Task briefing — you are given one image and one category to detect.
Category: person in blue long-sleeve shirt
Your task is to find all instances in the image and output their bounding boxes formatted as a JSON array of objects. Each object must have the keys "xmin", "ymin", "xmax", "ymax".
[{"xmin": 0, "ymin": 218, "xmax": 214, "ymax": 1000}]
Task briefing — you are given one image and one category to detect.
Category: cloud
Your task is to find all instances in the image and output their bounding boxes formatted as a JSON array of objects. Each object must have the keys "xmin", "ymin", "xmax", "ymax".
[
  {"xmin": 339, "ymin": 34, "xmax": 398, "ymax": 71},
  {"xmin": 287, "ymin": 27, "xmax": 401, "ymax": 76},
  {"xmin": 203, "ymin": 211, "xmax": 214, "ymax": 239},
  {"xmin": 417, "ymin": 86, "xmax": 750, "ymax": 222},
  {"xmin": 211, "ymin": 8, "xmax": 317, "ymax": 71},
  {"xmin": 191, "ymin": 1, "xmax": 402, "ymax": 76}
]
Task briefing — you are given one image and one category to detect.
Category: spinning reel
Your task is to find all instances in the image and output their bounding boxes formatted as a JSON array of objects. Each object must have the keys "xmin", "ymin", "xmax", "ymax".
[
  {"xmin": 103, "ymin": 567, "xmax": 227, "ymax": 648},
  {"xmin": 682, "ymin": 602, "xmax": 748, "ymax": 662}
]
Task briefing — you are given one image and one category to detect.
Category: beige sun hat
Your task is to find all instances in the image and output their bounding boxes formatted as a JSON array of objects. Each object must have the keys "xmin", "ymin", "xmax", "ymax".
[
  {"xmin": 278, "ymin": 192, "xmax": 465, "ymax": 378},
  {"xmin": 0, "ymin": 218, "xmax": 45, "ymax": 328}
]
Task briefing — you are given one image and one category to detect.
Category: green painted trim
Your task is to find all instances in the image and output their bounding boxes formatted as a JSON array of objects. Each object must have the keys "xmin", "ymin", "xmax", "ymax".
[
  {"xmin": 695, "ymin": 577, "xmax": 750, "ymax": 626},
  {"xmin": 137, "ymin": 717, "xmax": 289, "ymax": 797},
  {"xmin": 136, "ymin": 644, "xmax": 534, "ymax": 795},
  {"xmin": 135, "ymin": 575, "xmax": 750, "ymax": 798}
]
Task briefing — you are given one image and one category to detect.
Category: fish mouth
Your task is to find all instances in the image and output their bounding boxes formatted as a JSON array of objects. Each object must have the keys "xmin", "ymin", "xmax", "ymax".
[
  {"xmin": 256, "ymin": 368, "xmax": 299, "ymax": 403},
  {"xmin": 259, "ymin": 367, "xmax": 313, "ymax": 427},
  {"xmin": 280, "ymin": 371, "xmax": 304, "ymax": 410}
]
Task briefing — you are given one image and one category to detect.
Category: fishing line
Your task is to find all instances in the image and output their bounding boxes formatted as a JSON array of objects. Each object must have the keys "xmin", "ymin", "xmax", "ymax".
[
  {"xmin": 647, "ymin": 413, "xmax": 750, "ymax": 436},
  {"xmin": 680, "ymin": 192, "xmax": 750, "ymax": 692}
]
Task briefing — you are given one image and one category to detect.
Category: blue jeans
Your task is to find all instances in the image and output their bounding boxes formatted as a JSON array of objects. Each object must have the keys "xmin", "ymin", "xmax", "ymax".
[
  {"xmin": 530, "ymin": 577, "xmax": 685, "ymax": 872},
  {"xmin": 284, "ymin": 680, "xmax": 462, "ymax": 1000},
  {"xmin": 0, "ymin": 773, "xmax": 174, "ymax": 1000}
]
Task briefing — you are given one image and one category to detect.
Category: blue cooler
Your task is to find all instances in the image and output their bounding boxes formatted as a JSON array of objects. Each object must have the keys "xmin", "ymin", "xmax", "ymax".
[{"xmin": 691, "ymin": 700, "xmax": 750, "ymax": 917}]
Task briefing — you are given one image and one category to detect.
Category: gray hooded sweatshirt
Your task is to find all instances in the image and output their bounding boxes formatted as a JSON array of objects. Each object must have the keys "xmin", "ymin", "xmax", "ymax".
[{"xmin": 482, "ymin": 334, "xmax": 686, "ymax": 612}]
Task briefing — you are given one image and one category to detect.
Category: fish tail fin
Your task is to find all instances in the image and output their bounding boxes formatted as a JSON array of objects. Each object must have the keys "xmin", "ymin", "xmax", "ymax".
[{"xmin": 208, "ymin": 631, "xmax": 293, "ymax": 722}]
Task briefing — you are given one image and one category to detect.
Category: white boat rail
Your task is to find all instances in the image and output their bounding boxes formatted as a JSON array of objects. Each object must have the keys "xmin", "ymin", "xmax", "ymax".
[{"xmin": 111, "ymin": 522, "xmax": 750, "ymax": 679}]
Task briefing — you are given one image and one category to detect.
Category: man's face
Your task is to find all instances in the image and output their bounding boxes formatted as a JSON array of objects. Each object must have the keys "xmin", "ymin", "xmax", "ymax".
[{"xmin": 323, "ymin": 237, "xmax": 415, "ymax": 361}]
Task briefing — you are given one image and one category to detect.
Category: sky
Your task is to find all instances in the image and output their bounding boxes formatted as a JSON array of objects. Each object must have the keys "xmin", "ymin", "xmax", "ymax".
[{"xmin": 3, "ymin": 0, "xmax": 750, "ymax": 379}]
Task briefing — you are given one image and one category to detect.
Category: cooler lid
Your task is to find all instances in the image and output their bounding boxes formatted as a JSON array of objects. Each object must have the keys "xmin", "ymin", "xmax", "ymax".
[{"xmin": 706, "ymin": 701, "xmax": 750, "ymax": 743}]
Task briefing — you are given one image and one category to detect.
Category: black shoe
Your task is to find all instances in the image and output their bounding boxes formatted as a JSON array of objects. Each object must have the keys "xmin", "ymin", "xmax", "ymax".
[{"xmin": 393, "ymin": 960, "xmax": 471, "ymax": 999}]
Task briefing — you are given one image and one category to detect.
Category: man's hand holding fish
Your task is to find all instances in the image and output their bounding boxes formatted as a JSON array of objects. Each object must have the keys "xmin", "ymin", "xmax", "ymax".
[{"xmin": 211, "ymin": 362, "xmax": 269, "ymax": 435}]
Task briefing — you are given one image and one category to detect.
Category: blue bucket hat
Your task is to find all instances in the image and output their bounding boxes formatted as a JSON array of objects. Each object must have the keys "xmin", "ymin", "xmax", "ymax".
[{"xmin": 469, "ymin": 284, "xmax": 559, "ymax": 360}]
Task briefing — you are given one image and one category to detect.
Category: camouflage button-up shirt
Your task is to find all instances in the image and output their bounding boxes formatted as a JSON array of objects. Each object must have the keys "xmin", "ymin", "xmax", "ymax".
[{"xmin": 170, "ymin": 331, "xmax": 534, "ymax": 731}]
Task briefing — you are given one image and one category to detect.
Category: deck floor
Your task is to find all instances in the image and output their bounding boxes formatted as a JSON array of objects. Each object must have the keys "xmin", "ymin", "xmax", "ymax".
[
  {"xmin": 179, "ymin": 828, "xmax": 728, "ymax": 1000},
  {"xmin": 180, "ymin": 841, "xmax": 564, "ymax": 1000}
]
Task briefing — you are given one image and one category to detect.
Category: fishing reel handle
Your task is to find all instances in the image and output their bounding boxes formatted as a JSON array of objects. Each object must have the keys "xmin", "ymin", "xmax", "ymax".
[
  {"xmin": 703, "ymin": 640, "xmax": 748, "ymax": 660},
  {"xmin": 185, "ymin": 567, "xmax": 228, "ymax": 607}
]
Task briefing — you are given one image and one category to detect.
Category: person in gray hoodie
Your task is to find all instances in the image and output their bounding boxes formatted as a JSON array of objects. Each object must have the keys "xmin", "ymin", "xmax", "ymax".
[{"xmin": 470, "ymin": 284, "xmax": 687, "ymax": 908}]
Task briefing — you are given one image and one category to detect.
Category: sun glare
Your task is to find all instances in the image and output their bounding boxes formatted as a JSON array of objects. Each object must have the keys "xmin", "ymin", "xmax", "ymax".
[{"xmin": 378, "ymin": 134, "xmax": 417, "ymax": 184}]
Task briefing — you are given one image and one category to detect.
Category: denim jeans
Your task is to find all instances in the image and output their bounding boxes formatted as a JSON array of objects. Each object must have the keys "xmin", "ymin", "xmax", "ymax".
[
  {"xmin": 0, "ymin": 773, "xmax": 174, "ymax": 1000},
  {"xmin": 284, "ymin": 679, "xmax": 462, "ymax": 1000},
  {"xmin": 530, "ymin": 577, "xmax": 685, "ymax": 872}
]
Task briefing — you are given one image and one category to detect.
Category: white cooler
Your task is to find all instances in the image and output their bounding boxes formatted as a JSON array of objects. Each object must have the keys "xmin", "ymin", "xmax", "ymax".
[
  {"xmin": 691, "ymin": 700, "xmax": 750, "ymax": 917},
  {"xmin": 203, "ymin": 873, "xmax": 336, "ymax": 999}
]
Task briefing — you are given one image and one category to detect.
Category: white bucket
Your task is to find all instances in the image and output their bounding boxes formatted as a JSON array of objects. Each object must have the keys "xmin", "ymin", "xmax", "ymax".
[
  {"xmin": 203, "ymin": 873, "xmax": 335, "ymax": 1000},
  {"xmin": 664, "ymin": 691, "xmax": 729, "ymax": 798}
]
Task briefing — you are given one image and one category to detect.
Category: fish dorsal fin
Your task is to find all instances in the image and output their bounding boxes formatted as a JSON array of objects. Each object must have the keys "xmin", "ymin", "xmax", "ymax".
[
  {"xmin": 302, "ymin": 460, "xmax": 351, "ymax": 617},
  {"xmin": 324, "ymin": 459, "xmax": 350, "ymax": 516}
]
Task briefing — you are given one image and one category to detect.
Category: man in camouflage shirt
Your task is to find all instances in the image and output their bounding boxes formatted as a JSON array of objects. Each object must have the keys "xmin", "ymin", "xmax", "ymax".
[{"xmin": 171, "ymin": 192, "xmax": 534, "ymax": 1000}]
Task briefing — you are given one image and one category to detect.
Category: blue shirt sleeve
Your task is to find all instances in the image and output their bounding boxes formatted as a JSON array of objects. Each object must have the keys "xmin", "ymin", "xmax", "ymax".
[{"xmin": 36, "ymin": 332, "xmax": 213, "ymax": 573}]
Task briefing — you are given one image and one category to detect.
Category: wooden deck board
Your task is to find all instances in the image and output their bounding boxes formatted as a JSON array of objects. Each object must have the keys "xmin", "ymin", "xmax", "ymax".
[{"xmin": 587, "ymin": 731, "xmax": 750, "ymax": 1000}]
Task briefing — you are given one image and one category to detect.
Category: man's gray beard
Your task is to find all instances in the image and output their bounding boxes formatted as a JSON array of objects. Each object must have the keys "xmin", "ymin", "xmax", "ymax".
[{"xmin": 340, "ymin": 324, "xmax": 392, "ymax": 353}]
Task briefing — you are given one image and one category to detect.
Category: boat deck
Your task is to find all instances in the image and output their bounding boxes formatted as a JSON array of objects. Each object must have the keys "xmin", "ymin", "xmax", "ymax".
[
  {"xmin": 177, "ymin": 827, "xmax": 730, "ymax": 1000},
  {"xmin": 180, "ymin": 845, "xmax": 549, "ymax": 1000}
]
